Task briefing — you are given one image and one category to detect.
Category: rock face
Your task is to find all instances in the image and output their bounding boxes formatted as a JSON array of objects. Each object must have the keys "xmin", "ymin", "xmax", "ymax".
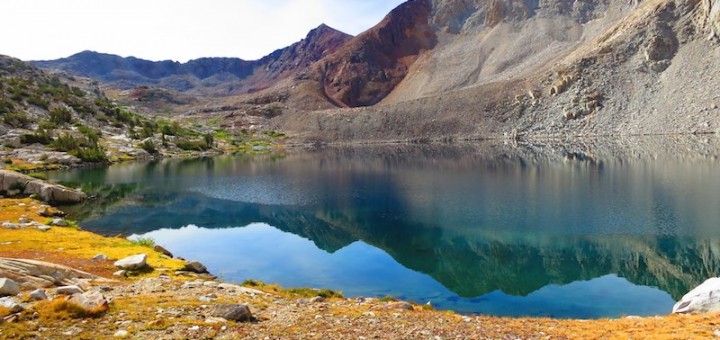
[
  {"xmin": 0, "ymin": 170, "xmax": 87, "ymax": 204},
  {"xmin": 0, "ymin": 278, "xmax": 20, "ymax": 296},
  {"xmin": 114, "ymin": 254, "xmax": 148, "ymax": 270},
  {"xmin": 210, "ymin": 303, "xmax": 253, "ymax": 322},
  {"xmin": 310, "ymin": 0, "xmax": 436, "ymax": 107},
  {"xmin": 673, "ymin": 277, "xmax": 720, "ymax": 313}
]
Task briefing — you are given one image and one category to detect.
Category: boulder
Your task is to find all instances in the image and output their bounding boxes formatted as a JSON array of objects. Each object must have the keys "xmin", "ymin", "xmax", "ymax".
[
  {"xmin": 210, "ymin": 303, "xmax": 253, "ymax": 322},
  {"xmin": 49, "ymin": 218, "xmax": 69, "ymax": 227},
  {"xmin": 0, "ymin": 278, "xmax": 20, "ymax": 296},
  {"xmin": 67, "ymin": 291, "xmax": 109, "ymax": 314},
  {"xmin": 388, "ymin": 301, "xmax": 414, "ymax": 311},
  {"xmin": 673, "ymin": 277, "xmax": 720, "ymax": 313},
  {"xmin": 114, "ymin": 254, "xmax": 148, "ymax": 270},
  {"xmin": 29, "ymin": 289, "xmax": 48, "ymax": 301},
  {"xmin": 0, "ymin": 170, "xmax": 87, "ymax": 204},
  {"xmin": 0, "ymin": 297, "xmax": 23, "ymax": 313},
  {"xmin": 153, "ymin": 245, "xmax": 174, "ymax": 258},
  {"xmin": 56, "ymin": 285, "xmax": 84, "ymax": 295},
  {"xmin": 183, "ymin": 260, "xmax": 208, "ymax": 273}
]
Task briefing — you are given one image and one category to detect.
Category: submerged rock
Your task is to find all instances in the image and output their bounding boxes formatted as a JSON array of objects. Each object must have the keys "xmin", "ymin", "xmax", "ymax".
[
  {"xmin": 0, "ymin": 278, "xmax": 20, "ymax": 296},
  {"xmin": 210, "ymin": 303, "xmax": 253, "ymax": 322},
  {"xmin": 114, "ymin": 254, "xmax": 148, "ymax": 270},
  {"xmin": 673, "ymin": 277, "xmax": 720, "ymax": 313}
]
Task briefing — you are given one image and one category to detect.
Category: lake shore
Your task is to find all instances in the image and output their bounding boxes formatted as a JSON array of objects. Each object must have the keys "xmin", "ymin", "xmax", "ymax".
[{"xmin": 1, "ymin": 195, "xmax": 719, "ymax": 338}]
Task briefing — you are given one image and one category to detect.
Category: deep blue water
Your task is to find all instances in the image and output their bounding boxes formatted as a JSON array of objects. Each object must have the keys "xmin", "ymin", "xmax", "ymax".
[{"xmin": 48, "ymin": 144, "xmax": 720, "ymax": 318}]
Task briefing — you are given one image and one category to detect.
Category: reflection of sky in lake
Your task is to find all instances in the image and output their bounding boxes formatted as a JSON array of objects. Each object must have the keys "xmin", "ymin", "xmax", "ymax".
[
  {"xmin": 135, "ymin": 223, "xmax": 675, "ymax": 318},
  {"xmin": 186, "ymin": 176, "xmax": 316, "ymax": 206}
]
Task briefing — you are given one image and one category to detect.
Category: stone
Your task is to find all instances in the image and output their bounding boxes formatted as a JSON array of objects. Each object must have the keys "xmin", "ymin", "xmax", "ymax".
[
  {"xmin": 2, "ymin": 222, "xmax": 20, "ymax": 229},
  {"xmin": 56, "ymin": 285, "xmax": 84, "ymax": 295},
  {"xmin": 310, "ymin": 296, "xmax": 325, "ymax": 303},
  {"xmin": 114, "ymin": 330, "xmax": 129, "ymax": 338},
  {"xmin": 114, "ymin": 254, "xmax": 148, "ymax": 270},
  {"xmin": 388, "ymin": 301, "xmax": 414, "ymax": 311},
  {"xmin": 0, "ymin": 297, "xmax": 23, "ymax": 313},
  {"xmin": 49, "ymin": 218, "xmax": 69, "ymax": 227},
  {"xmin": 210, "ymin": 304, "xmax": 253, "ymax": 322},
  {"xmin": 673, "ymin": 277, "xmax": 720, "ymax": 313},
  {"xmin": 30, "ymin": 289, "xmax": 48, "ymax": 301},
  {"xmin": 0, "ymin": 278, "xmax": 20, "ymax": 296},
  {"xmin": 113, "ymin": 270, "xmax": 127, "ymax": 277},
  {"xmin": 153, "ymin": 245, "xmax": 173, "ymax": 258},
  {"xmin": 93, "ymin": 254, "xmax": 109, "ymax": 261},
  {"xmin": 205, "ymin": 317, "xmax": 227, "ymax": 324},
  {"xmin": 0, "ymin": 170, "xmax": 87, "ymax": 204},
  {"xmin": 67, "ymin": 291, "xmax": 109, "ymax": 314},
  {"xmin": 203, "ymin": 281, "xmax": 219, "ymax": 288},
  {"xmin": 183, "ymin": 260, "xmax": 208, "ymax": 273},
  {"xmin": 36, "ymin": 225, "xmax": 51, "ymax": 232}
]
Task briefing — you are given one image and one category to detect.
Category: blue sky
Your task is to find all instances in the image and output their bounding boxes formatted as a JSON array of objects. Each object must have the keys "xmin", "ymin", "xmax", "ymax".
[{"xmin": 2, "ymin": 0, "xmax": 406, "ymax": 62}]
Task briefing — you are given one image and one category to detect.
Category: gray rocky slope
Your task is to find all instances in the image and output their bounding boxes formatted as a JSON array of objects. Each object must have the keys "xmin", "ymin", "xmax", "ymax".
[{"xmin": 269, "ymin": 0, "xmax": 720, "ymax": 142}]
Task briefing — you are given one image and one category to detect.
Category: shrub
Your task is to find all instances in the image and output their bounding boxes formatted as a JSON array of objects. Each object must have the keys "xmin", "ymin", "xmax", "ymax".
[
  {"xmin": 175, "ymin": 138, "xmax": 209, "ymax": 151},
  {"xmin": 140, "ymin": 140, "xmax": 157, "ymax": 154},
  {"xmin": 50, "ymin": 134, "xmax": 81, "ymax": 152},
  {"xmin": 73, "ymin": 146, "xmax": 107, "ymax": 163},
  {"xmin": 130, "ymin": 237, "xmax": 156, "ymax": 248},
  {"xmin": 3, "ymin": 111, "xmax": 31, "ymax": 128},
  {"xmin": 49, "ymin": 107, "xmax": 72, "ymax": 125},
  {"xmin": 20, "ymin": 127, "xmax": 52, "ymax": 145}
]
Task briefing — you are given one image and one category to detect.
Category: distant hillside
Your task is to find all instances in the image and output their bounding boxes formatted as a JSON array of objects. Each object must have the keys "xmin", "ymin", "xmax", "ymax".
[{"xmin": 33, "ymin": 24, "xmax": 352, "ymax": 96}]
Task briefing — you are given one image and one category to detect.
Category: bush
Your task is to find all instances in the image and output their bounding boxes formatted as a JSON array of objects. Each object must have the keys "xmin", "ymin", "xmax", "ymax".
[
  {"xmin": 49, "ymin": 107, "xmax": 72, "ymax": 125},
  {"xmin": 175, "ymin": 138, "xmax": 210, "ymax": 151},
  {"xmin": 73, "ymin": 147, "xmax": 107, "ymax": 163},
  {"xmin": 130, "ymin": 237, "xmax": 156, "ymax": 248},
  {"xmin": 3, "ymin": 111, "xmax": 31, "ymax": 128},
  {"xmin": 20, "ymin": 127, "xmax": 52, "ymax": 145},
  {"xmin": 140, "ymin": 140, "xmax": 157, "ymax": 154},
  {"xmin": 50, "ymin": 134, "xmax": 81, "ymax": 152}
]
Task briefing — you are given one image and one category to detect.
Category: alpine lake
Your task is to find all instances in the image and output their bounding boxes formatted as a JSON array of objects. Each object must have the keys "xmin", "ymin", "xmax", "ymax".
[{"xmin": 48, "ymin": 138, "xmax": 720, "ymax": 319}]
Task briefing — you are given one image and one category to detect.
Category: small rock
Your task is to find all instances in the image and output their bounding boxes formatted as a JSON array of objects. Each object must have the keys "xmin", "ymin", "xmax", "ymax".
[
  {"xmin": 67, "ymin": 291, "xmax": 109, "ymax": 314},
  {"xmin": 188, "ymin": 325, "xmax": 201, "ymax": 331},
  {"xmin": 30, "ymin": 289, "xmax": 48, "ymax": 301},
  {"xmin": 36, "ymin": 225, "xmax": 51, "ymax": 232},
  {"xmin": 388, "ymin": 301, "xmax": 414, "ymax": 311},
  {"xmin": 183, "ymin": 260, "xmax": 208, "ymax": 273},
  {"xmin": 198, "ymin": 296, "xmax": 214, "ymax": 302},
  {"xmin": 2, "ymin": 222, "xmax": 20, "ymax": 229},
  {"xmin": 153, "ymin": 245, "xmax": 174, "ymax": 258},
  {"xmin": 18, "ymin": 217, "xmax": 31, "ymax": 224},
  {"xmin": 113, "ymin": 330, "xmax": 129, "ymax": 338},
  {"xmin": 712, "ymin": 104, "xmax": 718, "ymax": 110},
  {"xmin": 93, "ymin": 254, "xmax": 109, "ymax": 261},
  {"xmin": 205, "ymin": 317, "xmax": 227, "ymax": 324},
  {"xmin": 114, "ymin": 254, "xmax": 148, "ymax": 270},
  {"xmin": 210, "ymin": 304, "xmax": 253, "ymax": 322},
  {"xmin": 56, "ymin": 285, "xmax": 84, "ymax": 295},
  {"xmin": 0, "ymin": 297, "xmax": 23, "ymax": 313},
  {"xmin": 203, "ymin": 281, "xmax": 219, "ymax": 288},
  {"xmin": 49, "ymin": 218, "xmax": 69, "ymax": 227},
  {"xmin": 310, "ymin": 296, "xmax": 325, "ymax": 303},
  {"xmin": 113, "ymin": 270, "xmax": 127, "ymax": 277},
  {"xmin": 0, "ymin": 278, "xmax": 20, "ymax": 296}
]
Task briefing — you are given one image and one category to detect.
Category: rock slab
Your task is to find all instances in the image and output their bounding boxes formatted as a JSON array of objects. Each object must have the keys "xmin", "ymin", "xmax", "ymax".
[
  {"xmin": 0, "ymin": 170, "xmax": 87, "ymax": 204},
  {"xmin": 210, "ymin": 303, "xmax": 253, "ymax": 322},
  {"xmin": 114, "ymin": 254, "xmax": 147, "ymax": 270},
  {"xmin": 673, "ymin": 277, "xmax": 720, "ymax": 313},
  {"xmin": 67, "ymin": 291, "xmax": 109, "ymax": 314},
  {"xmin": 0, "ymin": 278, "xmax": 20, "ymax": 296}
]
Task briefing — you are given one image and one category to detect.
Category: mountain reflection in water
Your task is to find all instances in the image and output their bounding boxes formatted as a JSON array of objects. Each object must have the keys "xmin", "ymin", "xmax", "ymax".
[{"xmin": 49, "ymin": 139, "xmax": 720, "ymax": 318}]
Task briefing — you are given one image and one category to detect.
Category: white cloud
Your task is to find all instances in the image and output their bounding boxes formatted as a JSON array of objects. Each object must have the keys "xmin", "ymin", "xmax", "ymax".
[{"xmin": 0, "ymin": 0, "xmax": 405, "ymax": 62}]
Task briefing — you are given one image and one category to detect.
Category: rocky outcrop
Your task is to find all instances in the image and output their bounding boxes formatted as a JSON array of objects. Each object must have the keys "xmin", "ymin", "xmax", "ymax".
[
  {"xmin": 673, "ymin": 277, "xmax": 720, "ymax": 313},
  {"xmin": 0, "ymin": 258, "xmax": 111, "ymax": 290},
  {"xmin": 311, "ymin": 0, "xmax": 436, "ymax": 107},
  {"xmin": 0, "ymin": 170, "xmax": 87, "ymax": 204}
]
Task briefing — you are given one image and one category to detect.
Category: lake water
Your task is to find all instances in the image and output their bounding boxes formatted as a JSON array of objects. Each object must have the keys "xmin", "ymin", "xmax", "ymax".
[{"xmin": 48, "ymin": 140, "xmax": 720, "ymax": 318}]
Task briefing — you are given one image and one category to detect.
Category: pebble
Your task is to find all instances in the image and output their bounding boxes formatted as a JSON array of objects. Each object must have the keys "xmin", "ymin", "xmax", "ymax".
[
  {"xmin": 188, "ymin": 325, "xmax": 201, "ymax": 331},
  {"xmin": 30, "ymin": 289, "xmax": 48, "ymax": 301},
  {"xmin": 113, "ymin": 330, "xmax": 129, "ymax": 338},
  {"xmin": 93, "ymin": 254, "xmax": 109, "ymax": 260},
  {"xmin": 113, "ymin": 270, "xmax": 127, "ymax": 277},
  {"xmin": 36, "ymin": 225, "xmax": 51, "ymax": 232}
]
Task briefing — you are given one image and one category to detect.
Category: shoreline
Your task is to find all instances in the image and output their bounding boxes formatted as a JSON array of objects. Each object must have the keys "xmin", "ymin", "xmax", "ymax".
[{"xmin": 1, "ymin": 167, "xmax": 720, "ymax": 337}]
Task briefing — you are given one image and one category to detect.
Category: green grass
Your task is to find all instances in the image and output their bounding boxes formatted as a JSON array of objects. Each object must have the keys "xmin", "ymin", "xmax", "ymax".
[{"xmin": 130, "ymin": 237, "xmax": 156, "ymax": 248}]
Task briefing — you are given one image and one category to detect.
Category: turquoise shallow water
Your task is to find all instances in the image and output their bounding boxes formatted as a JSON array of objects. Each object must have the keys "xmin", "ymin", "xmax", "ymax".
[{"xmin": 49, "ymin": 144, "xmax": 720, "ymax": 318}]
